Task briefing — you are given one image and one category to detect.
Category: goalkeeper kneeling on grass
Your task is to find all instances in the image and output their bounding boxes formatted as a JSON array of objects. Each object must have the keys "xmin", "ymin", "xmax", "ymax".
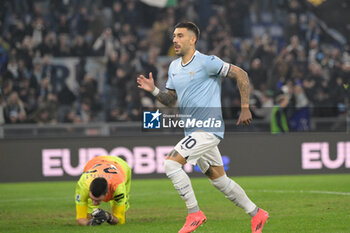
[{"xmin": 75, "ymin": 155, "xmax": 131, "ymax": 226}]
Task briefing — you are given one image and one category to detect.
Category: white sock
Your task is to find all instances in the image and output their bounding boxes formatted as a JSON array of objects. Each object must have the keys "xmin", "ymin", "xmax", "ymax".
[
  {"xmin": 164, "ymin": 160, "xmax": 199, "ymax": 213},
  {"xmin": 210, "ymin": 175, "xmax": 256, "ymax": 214}
]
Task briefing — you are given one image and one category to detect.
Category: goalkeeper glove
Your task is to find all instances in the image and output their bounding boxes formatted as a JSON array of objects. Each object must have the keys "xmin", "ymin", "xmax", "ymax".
[
  {"xmin": 91, "ymin": 208, "xmax": 113, "ymax": 224},
  {"xmin": 87, "ymin": 217, "xmax": 103, "ymax": 226}
]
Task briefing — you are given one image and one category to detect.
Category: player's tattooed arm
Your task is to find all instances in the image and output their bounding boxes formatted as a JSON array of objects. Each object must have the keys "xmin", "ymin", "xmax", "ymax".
[
  {"xmin": 155, "ymin": 89, "xmax": 177, "ymax": 107},
  {"xmin": 227, "ymin": 65, "xmax": 252, "ymax": 126},
  {"xmin": 227, "ymin": 65, "xmax": 250, "ymax": 108}
]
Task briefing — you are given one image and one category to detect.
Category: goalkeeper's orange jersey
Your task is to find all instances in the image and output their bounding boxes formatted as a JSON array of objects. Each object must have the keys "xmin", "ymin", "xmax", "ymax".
[{"xmin": 75, "ymin": 156, "xmax": 131, "ymax": 224}]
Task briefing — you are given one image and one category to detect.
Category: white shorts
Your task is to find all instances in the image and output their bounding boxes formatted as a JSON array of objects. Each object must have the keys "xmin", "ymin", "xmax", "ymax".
[{"xmin": 174, "ymin": 131, "xmax": 223, "ymax": 173}]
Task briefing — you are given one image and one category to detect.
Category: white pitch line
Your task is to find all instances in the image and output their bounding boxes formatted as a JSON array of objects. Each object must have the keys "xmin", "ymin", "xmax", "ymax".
[
  {"xmin": 0, "ymin": 196, "xmax": 71, "ymax": 203},
  {"xmin": 0, "ymin": 189, "xmax": 349, "ymax": 204},
  {"xmin": 248, "ymin": 189, "xmax": 350, "ymax": 196}
]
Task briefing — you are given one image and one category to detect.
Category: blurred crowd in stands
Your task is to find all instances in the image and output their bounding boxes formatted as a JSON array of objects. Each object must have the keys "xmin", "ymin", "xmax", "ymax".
[{"xmin": 0, "ymin": 0, "xmax": 349, "ymax": 127}]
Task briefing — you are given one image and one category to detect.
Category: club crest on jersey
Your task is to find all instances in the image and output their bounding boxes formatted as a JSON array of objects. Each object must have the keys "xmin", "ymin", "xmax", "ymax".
[{"xmin": 189, "ymin": 71, "xmax": 196, "ymax": 79}]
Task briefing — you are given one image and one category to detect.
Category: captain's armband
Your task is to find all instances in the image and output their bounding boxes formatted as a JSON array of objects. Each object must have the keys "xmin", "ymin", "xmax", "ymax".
[{"xmin": 218, "ymin": 62, "xmax": 231, "ymax": 78}]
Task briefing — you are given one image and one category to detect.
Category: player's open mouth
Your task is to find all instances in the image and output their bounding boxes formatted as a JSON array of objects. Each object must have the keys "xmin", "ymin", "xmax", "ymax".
[{"xmin": 174, "ymin": 44, "xmax": 180, "ymax": 50}]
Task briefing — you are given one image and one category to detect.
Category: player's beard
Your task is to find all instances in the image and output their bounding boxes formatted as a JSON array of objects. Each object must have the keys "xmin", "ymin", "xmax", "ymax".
[
  {"xmin": 174, "ymin": 44, "xmax": 184, "ymax": 57},
  {"xmin": 176, "ymin": 51, "xmax": 184, "ymax": 57}
]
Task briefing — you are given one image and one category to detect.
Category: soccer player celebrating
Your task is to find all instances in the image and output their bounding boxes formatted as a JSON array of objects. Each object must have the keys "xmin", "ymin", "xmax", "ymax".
[
  {"xmin": 137, "ymin": 22, "xmax": 269, "ymax": 233},
  {"xmin": 75, "ymin": 155, "xmax": 131, "ymax": 226}
]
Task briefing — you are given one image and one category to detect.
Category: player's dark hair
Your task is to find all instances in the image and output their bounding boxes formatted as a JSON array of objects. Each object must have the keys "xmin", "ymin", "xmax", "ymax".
[
  {"xmin": 90, "ymin": 177, "xmax": 108, "ymax": 197},
  {"xmin": 175, "ymin": 22, "xmax": 200, "ymax": 43}
]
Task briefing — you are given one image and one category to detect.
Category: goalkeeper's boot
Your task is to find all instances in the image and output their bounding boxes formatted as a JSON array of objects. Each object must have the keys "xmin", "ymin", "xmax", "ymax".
[
  {"xmin": 178, "ymin": 210, "xmax": 207, "ymax": 233},
  {"xmin": 251, "ymin": 208, "xmax": 269, "ymax": 233}
]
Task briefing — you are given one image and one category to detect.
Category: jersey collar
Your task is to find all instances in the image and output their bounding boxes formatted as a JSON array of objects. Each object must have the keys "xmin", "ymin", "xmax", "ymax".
[{"xmin": 181, "ymin": 50, "xmax": 199, "ymax": 67}]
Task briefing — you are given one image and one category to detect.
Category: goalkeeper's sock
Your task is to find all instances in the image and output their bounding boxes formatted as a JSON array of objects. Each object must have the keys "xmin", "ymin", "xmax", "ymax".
[
  {"xmin": 164, "ymin": 160, "xmax": 199, "ymax": 214},
  {"xmin": 210, "ymin": 175, "xmax": 256, "ymax": 214}
]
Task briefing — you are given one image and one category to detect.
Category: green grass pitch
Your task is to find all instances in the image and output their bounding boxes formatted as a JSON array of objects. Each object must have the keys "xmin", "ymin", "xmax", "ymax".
[{"xmin": 0, "ymin": 174, "xmax": 349, "ymax": 233}]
